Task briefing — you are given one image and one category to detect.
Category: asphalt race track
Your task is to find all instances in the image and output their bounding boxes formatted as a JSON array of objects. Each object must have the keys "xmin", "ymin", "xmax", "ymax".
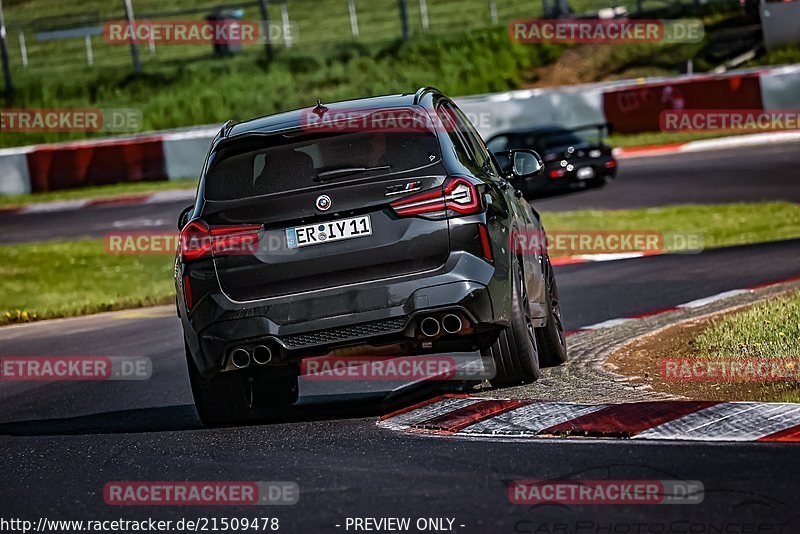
[
  {"xmin": 1, "ymin": 142, "xmax": 799, "ymax": 532},
  {"xmin": 1, "ymin": 142, "xmax": 799, "ymax": 244},
  {"xmin": 1, "ymin": 238, "xmax": 800, "ymax": 531}
]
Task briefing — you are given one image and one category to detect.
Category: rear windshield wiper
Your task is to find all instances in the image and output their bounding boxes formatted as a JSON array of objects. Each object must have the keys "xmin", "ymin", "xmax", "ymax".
[{"xmin": 315, "ymin": 165, "xmax": 391, "ymax": 182}]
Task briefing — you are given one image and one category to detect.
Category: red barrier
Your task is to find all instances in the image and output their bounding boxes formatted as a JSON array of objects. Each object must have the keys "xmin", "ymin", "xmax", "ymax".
[
  {"xmin": 603, "ymin": 74, "xmax": 763, "ymax": 134},
  {"xmin": 26, "ymin": 137, "xmax": 167, "ymax": 193}
]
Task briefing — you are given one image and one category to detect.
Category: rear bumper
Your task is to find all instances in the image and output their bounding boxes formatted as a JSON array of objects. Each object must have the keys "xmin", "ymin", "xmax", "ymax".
[
  {"xmin": 525, "ymin": 161, "xmax": 617, "ymax": 193},
  {"xmin": 181, "ymin": 251, "xmax": 502, "ymax": 375}
]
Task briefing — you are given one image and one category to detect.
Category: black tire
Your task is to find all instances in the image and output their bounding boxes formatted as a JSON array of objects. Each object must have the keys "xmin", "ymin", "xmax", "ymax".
[
  {"xmin": 185, "ymin": 343, "xmax": 299, "ymax": 426},
  {"xmin": 536, "ymin": 254, "xmax": 568, "ymax": 367},
  {"xmin": 486, "ymin": 260, "xmax": 541, "ymax": 386},
  {"xmin": 586, "ymin": 174, "xmax": 610, "ymax": 189}
]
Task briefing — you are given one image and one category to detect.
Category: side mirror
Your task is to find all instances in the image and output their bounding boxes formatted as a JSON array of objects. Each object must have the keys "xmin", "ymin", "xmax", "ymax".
[
  {"xmin": 178, "ymin": 205, "xmax": 194, "ymax": 231},
  {"xmin": 508, "ymin": 149, "xmax": 544, "ymax": 179}
]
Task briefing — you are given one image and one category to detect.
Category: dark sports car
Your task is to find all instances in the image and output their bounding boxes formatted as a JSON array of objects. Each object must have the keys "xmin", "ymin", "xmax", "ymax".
[{"xmin": 487, "ymin": 124, "xmax": 617, "ymax": 198}]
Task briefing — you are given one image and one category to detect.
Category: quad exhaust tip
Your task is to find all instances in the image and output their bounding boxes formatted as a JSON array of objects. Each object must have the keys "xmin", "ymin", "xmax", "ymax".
[
  {"xmin": 230, "ymin": 348, "xmax": 251, "ymax": 369},
  {"xmin": 442, "ymin": 313, "xmax": 463, "ymax": 334},
  {"xmin": 420, "ymin": 317, "xmax": 441, "ymax": 338},
  {"xmin": 252, "ymin": 345, "xmax": 273, "ymax": 365}
]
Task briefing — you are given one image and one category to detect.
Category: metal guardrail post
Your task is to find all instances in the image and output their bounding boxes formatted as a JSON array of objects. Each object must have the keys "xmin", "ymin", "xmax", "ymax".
[
  {"xmin": 257, "ymin": 0, "xmax": 273, "ymax": 60},
  {"xmin": 398, "ymin": 0, "xmax": 410, "ymax": 41},
  {"xmin": 0, "ymin": 0, "xmax": 14, "ymax": 97},
  {"xmin": 348, "ymin": 0, "xmax": 360, "ymax": 38},
  {"xmin": 122, "ymin": 0, "xmax": 142, "ymax": 75}
]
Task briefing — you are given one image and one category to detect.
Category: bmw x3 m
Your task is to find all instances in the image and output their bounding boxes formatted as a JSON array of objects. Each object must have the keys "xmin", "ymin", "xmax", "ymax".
[{"xmin": 176, "ymin": 87, "xmax": 567, "ymax": 425}]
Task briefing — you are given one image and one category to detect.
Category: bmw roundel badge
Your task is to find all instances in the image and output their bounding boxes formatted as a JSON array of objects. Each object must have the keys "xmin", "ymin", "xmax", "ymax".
[{"xmin": 316, "ymin": 195, "xmax": 332, "ymax": 211}]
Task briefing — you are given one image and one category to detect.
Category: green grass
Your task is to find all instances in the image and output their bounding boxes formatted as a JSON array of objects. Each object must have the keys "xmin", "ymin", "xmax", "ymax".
[
  {"xmin": 1, "ymin": 26, "xmax": 564, "ymax": 147},
  {"xmin": 4, "ymin": 0, "xmax": 712, "ymax": 71},
  {"xmin": 0, "ymin": 179, "xmax": 197, "ymax": 207},
  {"xmin": 0, "ymin": 240, "xmax": 175, "ymax": 325},
  {"xmin": 751, "ymin": 44, "xmax": 800, "ymax": 68},
  {"xmin": 1, "ymin": 201, "xmax": 798, "ymax": 326},
  {"xmin": 541, "ymin": 202, "xmax": 800, "ymax": 252},
  {"xmin": 695, "ymin": 291, "xmax": 800, "ymax": 359},
  {"xmin": 692, "ymin": 290, "xmax": 800, "ymax": 402}
]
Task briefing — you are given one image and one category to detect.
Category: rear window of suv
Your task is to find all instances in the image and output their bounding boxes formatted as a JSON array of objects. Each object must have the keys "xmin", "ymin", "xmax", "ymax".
[{"xmin": 204, "ymin": 129, "xmax": 442, "ymax": 201}]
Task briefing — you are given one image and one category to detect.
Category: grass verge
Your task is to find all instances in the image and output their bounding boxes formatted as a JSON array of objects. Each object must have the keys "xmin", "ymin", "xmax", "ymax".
[
  {"xmin": 0, "ymin": 179, "xmax": 197, "ymax": 208},
  {"xmin": 0, "ymin": 240, "xmax": 175, "ymax": 325},
  {"xmin": 695, "ymin": 291, "xmax": 800, "ymax": 359},
  {"xmin": 607, "ymin": 289, "xmax": 800, "ymax": 402},
  {"xmin": 541, "ymin": 202, "xmax": 800, "ymax": 254},
  {"xmin": 2, "ymin": 202, "xmax": 799, "ymax": 326}
]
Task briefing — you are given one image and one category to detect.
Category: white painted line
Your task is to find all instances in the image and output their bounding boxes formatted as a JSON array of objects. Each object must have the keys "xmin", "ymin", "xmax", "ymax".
[
  {"xmin": 582, "ymin": 318, "xmax": 636, "ymax": 330},
  {"xmin": 461, "ymin": 401, "xmax": 607, "ymax": 436},
  {"xmin": 677, "ymin": 289, "xmax": 749, "ymax": 309},
  {"xmin": 633, "ymin": 403, "xmax": 800, "ymax": 441},
  {"xmin": 145, "ymin": 190, "xmax": 196, "ymax": 204},
  {"xmin": 680, "ymin": 130, "xmax": 800, "ymax": 153},
  {"xmin": 21, "ymin": 199, "xmax": 90, "ymax": 213},
  {"xmin": 575, "ymin": 252, "xmax": 646, "ymax": 262}
]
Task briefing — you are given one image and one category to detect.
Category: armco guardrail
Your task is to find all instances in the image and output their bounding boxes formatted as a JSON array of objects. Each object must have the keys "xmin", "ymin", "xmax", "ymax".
[{"xmin": 1, "ymin": 64, "xmax": 798, "ymax": 196}]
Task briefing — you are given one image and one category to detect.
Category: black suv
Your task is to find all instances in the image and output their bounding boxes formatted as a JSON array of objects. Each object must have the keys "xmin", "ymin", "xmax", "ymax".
[{"xmin": 176, "ymin": 88, "xmax": 567, "ymax": 425}]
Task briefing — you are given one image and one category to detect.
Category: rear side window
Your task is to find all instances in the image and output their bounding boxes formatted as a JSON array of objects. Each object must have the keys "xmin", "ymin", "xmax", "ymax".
[{"xmin": 204, "ymin": 130, "xmax": 442, "ymax": 201}]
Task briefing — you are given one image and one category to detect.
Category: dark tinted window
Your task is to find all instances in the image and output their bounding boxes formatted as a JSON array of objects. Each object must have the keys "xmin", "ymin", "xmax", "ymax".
[
  {"xmin": 436, "ymin": 104, "xmax": 477, "ymax": 169},
  {"xmin": 204, "ymin": 130, "xmax": 442, "ymax": 201}
]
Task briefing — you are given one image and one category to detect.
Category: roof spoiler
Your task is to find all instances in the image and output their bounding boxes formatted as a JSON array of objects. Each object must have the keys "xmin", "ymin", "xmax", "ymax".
[
  {"xmin": 413, "ymin": 86, "xmax": 443, "ymax": 105},
  {"xmin": 569, "ymin": 122, "xmax": 613, "ymax": 135},
  {"xmin": 220, "ymin": 119, "xmax": 240, "ymax": 138}
]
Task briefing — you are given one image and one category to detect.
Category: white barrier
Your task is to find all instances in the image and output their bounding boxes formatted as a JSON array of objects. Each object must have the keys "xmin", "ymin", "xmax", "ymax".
[
  {"xmin": 760, "ymin": 64, "xmax": 800, "ymax": 110},
  {"xmin": 456, "ymin": 86, "xmax": 606, "ymax": 139},
  {"xmin": 162, "ymin": 128, "xmax": 219, "ymax": 181},
  {"xmin": 0, "ymin": 148, "xmax": 33, "ymax": 195}
]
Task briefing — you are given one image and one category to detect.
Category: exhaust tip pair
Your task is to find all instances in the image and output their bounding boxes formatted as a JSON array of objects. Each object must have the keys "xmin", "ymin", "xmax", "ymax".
[
  {"xmin": 419, "ymin": 313, "xmax": 463, "ymax": 338},
  {"xmin": 230, "ymin": 345, "xmax": 273, "ymax": 369}
]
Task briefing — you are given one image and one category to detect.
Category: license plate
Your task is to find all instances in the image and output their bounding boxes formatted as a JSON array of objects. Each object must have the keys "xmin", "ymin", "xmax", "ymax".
[
  {"xmin": 286, "ymin": 215, "xmax": 372, "ymax": 249},
  {"xmin": 577, "ymin": 167, "xmax": 596, "ymax": 180}
]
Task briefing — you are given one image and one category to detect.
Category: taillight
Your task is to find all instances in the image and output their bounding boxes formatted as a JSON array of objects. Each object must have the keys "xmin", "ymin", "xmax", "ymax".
[
  {"xmin": 605, "ymin": 159, "xmax": 617, "ymax": 169},
  {"xmin": 391, "ymin": 177, "xmax": 481, "ymax": 217},
  {"xmin": 180, "ymin": 220, "xmax": 262, "ymax": 261},
  {"xmin": 549, "ymin": 169, "xmax": 566, "ymax": 179}
]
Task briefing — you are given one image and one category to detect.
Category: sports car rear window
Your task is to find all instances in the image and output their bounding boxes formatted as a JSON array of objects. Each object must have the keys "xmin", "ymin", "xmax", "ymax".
[{"xmin": 204, "ymin": 129, "xmax": 442, "ymax": 201}]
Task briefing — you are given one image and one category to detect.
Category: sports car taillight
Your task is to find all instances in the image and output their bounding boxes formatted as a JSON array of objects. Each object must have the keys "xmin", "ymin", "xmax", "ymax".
[
  {"xmin": 180, "ymin": 221, "xmax": 262, "ymax": 261},
  {"xmin": 391, "ymin": 177, "xmax": 481, "ymax": 217}
]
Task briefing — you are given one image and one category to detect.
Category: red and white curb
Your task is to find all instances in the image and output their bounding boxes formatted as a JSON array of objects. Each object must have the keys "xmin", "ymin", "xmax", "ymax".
[
  {"xmin": 0, "ymin": 189, "xmax": 195, "ymax": 215},
  {"xmin": 379, "ymin": 394, "xmax": 800, "ymax": 442}
]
